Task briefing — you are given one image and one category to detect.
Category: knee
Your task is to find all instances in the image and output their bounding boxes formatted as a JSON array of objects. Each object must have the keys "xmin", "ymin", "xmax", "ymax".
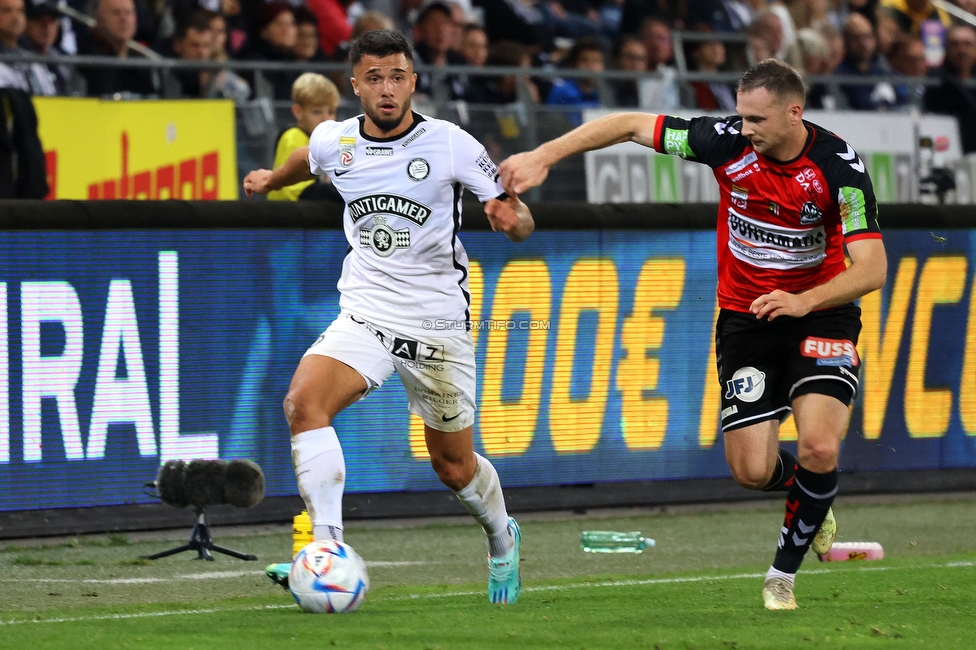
[
  {"xmin": 430, "ymin": 456, "xmax": 474, "ymax": 491},
  {"xmin": 283, "ymin": 390, "xmax": 331, "ymax": 434},
  {"xmin": 798, "ymin": 440, "xmax": 839, "ymax": 472},
  {"xmin": 728, "ymin": 461, "xmax": 772, "ymax": 491}
]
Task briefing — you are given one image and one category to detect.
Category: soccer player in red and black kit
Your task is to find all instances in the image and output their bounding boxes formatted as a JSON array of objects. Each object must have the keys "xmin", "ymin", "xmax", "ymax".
[{"xmin": 499, "ymin": 59, "xmax": 887, "ymax": 610}]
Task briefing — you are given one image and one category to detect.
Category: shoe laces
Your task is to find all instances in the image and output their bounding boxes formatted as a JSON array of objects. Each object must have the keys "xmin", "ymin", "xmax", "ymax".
[
  {"xmin": 488, "ymin": 551, "xmax": 515, "ymax": 581},
  {"xmin": 765, "ymin": 577, "xmax": 794, "ymax": 603}
]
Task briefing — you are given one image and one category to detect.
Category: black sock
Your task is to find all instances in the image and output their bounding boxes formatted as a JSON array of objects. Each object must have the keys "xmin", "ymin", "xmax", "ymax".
[
  {"xmin": 772, "ymin": 465, "xmax": 838, "ymax": 574},
  {"xmin": 761, "ymin": 449, "xmax": 798, "ymax": 492}
]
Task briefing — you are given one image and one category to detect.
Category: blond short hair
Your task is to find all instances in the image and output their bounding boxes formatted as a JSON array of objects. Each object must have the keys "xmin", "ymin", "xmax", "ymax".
[{"xmin": 292, "ymin": 73, "xmax": 340, "ymax": 110}]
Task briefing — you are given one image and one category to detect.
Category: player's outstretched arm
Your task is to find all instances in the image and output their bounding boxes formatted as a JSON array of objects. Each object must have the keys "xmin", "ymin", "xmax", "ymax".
[
  {"xmin": 485, "ymin": 195, "xmax": 534, "ymax": 243},
  {"xmin": 498, "ymin": 112, "xmax": 660, "ymax": 195},
  {"xmin": 750, "ymin": 238, "xmax": 888, "ymax": 321},
  {"xmin": 243, "ymin": 146, "xmax": 315, "ymax": 197}
]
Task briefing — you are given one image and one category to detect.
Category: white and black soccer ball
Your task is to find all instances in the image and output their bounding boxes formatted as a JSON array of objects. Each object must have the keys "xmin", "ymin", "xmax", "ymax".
[{"xmin": 289, "ymin": 540, "xmax": 369, "ymax": 613}]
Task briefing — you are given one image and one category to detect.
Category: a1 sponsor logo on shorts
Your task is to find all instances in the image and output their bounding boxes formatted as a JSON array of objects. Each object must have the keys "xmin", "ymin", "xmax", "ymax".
[
  {"xmin": 724, "ymin": 366, "xmax": 766, "ymax": 403},
  {"xmin": 801, "ymin": 337, "xmax": 860, "ymax": 367}
]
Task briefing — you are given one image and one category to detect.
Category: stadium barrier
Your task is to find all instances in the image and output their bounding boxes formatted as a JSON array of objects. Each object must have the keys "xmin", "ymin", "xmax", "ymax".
[{"xmin": 0, "ymin": 199, "xmax": 974, "ymax": 538}]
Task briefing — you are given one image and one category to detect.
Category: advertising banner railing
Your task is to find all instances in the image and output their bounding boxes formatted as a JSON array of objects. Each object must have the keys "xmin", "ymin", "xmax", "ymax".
[
  {"xmin": 0, "ymin": 226, "xmax": 973, "ymax": 512},
  {"xmin": 33, "ymin": 98, "xmax": 238, "ymax": 200}
]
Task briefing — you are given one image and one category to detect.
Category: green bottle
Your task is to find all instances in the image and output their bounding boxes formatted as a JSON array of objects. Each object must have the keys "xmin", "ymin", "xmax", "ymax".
[{"xmin": 580, "ymin": 531, "xmax": 655, "ymax": 553}]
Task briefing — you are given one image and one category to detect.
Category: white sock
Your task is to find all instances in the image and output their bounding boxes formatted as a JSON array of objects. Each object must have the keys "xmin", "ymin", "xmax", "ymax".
[
  {"xmin": 765, "ymin": 566, "xmax": 795, "ymax": 588},
  {"xmin": 291, "ymin": 426, "xmax": 345, "ymax": 543},
  {"xmin": 454, "ymin": 454, "xmax": 512, "ymax": 557}
]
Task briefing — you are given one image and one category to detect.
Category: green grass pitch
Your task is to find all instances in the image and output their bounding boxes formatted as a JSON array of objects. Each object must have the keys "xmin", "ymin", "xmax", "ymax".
[{"xmin": 1, "ymin": 493, "xmax": 975, "ymax": 649}]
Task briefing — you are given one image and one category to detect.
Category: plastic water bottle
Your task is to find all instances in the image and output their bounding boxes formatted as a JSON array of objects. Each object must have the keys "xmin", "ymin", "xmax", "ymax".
[
  {"xmin": 292, "ymin": 510, "xmax": 313, "ymax": 558},
  {"xmin": 818, "ymin": 542, "xmax": 884, "ymax": 562},
  {"xmin": 580, "ymin": 531, "xmax": 655, "ymax": 553}
]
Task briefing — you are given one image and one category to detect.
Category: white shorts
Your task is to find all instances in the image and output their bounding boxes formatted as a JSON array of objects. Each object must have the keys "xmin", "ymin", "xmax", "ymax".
[{"xmin": 304, "ymin": 312, "xmax": 477, "ymax": 432}]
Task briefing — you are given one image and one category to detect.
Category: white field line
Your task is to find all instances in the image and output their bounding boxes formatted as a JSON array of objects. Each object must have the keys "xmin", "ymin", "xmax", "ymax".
[
  {"xmin": 0, "ymin": 561, "xmax": 427, "ymax": 585},
  {"xmin": 0, "ymin": 560, "xmax": 972, "ymax": 626}
]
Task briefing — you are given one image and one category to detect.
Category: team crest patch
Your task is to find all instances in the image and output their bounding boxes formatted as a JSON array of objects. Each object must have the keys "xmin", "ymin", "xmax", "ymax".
[
  {"xmin": 359, "ymin": 215, "xmax": 410, "ymax": 257},
  {"xmin": 339, "ymin": 136, "xmax": 356, "ymax": 167},
  {"xmin": 800, "ymin": 202, "xmax": 824, "ymax": 225},
  {"xmin": 407, "ymin": 158, "xmax": 430, "ymax": 181}
]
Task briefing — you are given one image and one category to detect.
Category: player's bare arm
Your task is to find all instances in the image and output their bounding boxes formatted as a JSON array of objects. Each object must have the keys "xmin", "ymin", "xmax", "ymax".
[
  {"xmin": 750, "ymin": 238, "xmax": 888, "ymax": 321},
  {"xmin": 498, "ymin": 112, "xmax": 660, "ymax": 195},
  {"xmin": 243, "ymin": 146, "xmax": 315, "ymax": 197},
  {"xmin": 484, "ymin": 195, "xmax": 534, "ymax": 242}
]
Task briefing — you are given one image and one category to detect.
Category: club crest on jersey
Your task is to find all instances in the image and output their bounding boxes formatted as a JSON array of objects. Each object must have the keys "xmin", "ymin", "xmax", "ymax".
[
  {"xmin": 407, "ymin": 158, "xmax": 430, "ymax": 181},
  {"xmin": 800, "ymin": 202, "xmax": 824, "ymax": 225},
  {"xmin": 359, "ymin": 215, "xmax": 410, "ymax": 257},
  {"xmin": 339, "ymin": 136, "xmax": 356, "ymax": 167},
  {"xmin": 725, "ymin": 367, "xmax": 766, "ymax": 403}
]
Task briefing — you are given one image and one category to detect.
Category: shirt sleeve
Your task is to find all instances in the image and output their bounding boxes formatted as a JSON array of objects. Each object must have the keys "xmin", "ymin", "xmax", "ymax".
[
  {"xmin": 307, "ymin": 120, "xmax": 340, "ymax": 176},
  {"xmin": 650, "ymin": 114, "xmax": 748, "ymax": 168},
  {"xmin": 448, "ymin": 127, "xmax": 506, "ymax": 202},
  {"xmin": 828, "ymin": 146, "xmax": 882, "ymax": 241}
]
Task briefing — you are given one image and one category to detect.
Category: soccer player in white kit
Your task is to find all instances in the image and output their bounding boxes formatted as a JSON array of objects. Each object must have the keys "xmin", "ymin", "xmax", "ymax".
[{"xmin": 243, "ymin": 30, "xmax": 534, "ymax": 605}]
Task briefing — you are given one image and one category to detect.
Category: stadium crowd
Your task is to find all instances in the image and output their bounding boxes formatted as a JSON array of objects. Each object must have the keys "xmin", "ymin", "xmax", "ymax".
[{"xmin": 0, "ymin": 0, "xmax": 975, "ymax": 148}]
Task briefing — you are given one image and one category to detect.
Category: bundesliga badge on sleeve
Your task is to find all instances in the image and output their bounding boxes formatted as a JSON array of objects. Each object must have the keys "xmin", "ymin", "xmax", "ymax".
[{"xmin": 339, "ymin": 137, "xmax": 356, "ymax": 167}]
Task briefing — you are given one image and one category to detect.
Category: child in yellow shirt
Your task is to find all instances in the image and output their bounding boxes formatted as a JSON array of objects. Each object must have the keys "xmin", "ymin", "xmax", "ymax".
[{"xmin": 267, "ymin": 73, "xmax": 340, "ymax": 201}]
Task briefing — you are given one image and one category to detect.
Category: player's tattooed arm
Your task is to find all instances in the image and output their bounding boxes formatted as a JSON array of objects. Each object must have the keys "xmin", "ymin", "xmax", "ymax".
[
  {"xmin": 485, "ymin": 195, "xmax": 534, "ymax": 243},
  {"xmin": 750, "ymin": 238, "xmax": 888, "ymax": 321},
  {"xmin": 243, "ymin": 146, "xmax": 315, "ymax": 197},
  {"xmin": 498, "ymin": 112, "xmax": 660, "ymax": 195}
]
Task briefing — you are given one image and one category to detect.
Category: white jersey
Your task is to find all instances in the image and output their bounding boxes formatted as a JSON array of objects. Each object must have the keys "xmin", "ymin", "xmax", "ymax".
[{"xmin": 307, "ymin": 113, "xmax": 505, "ymax": 338}]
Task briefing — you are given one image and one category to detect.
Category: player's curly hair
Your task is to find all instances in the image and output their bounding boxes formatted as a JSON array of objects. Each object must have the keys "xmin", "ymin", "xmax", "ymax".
[
  {"xmin": 350, "ymin": 30, "xmax": 414, "ymax": 67},
  {"xmin": 737, "ymin": 58, "xmax": 806, "ymax": 105}
]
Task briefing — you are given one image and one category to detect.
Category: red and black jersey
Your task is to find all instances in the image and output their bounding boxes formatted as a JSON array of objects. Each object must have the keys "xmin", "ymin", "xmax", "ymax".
[{"xmin": 650, "ymin": 114, "xmax": 882, "ymax": 313}]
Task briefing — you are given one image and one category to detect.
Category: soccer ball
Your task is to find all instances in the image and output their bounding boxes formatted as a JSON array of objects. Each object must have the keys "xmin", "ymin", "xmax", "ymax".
[{"xmin": 289, "ymin": 540, "xmax": 369, "ymax": 613}]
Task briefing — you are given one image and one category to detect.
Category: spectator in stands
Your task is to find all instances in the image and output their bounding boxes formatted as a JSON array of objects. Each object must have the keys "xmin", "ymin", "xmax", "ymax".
[
  {"xmin": 413, "ymin": 0, "xmax": 468, "ymax": 99},
  {"xmin": 797, "ymin": 26, "xmax": 837, "ymax": 108},
  {"xmin": 924, "ymin": 24, "xmax": 976, "ymax": 153},
  {"xmin": 887, "ymin": 33, "xmax": 927, "ymax": 107},
  {"xmin": 2, "ymin": 0, "xmax": 59, "ymax": 95},
  {"xmin": 76, "ymin": 0, "xmax": 158, "ymax": 97},
  {"xmin": 294, "ymin": 7, "xmax": 327, "ymax": 62},
  {"xmin": 686, "ymin": 38, "xmax": 736, "ymax": 111},
  {"xmin": 787, "ymin": 0, "xmax": 836, "ymax": 32},
  {"xmin": 537, "ymin": 0, "xmax": 606, "ymax": 42},
  {"xmin": 473, "ymin": 0, "xmax": 553, "ymax": 50},
  {"xmin": 611, "ymin": 33, "xmax": 646, "ymax": 106},
  {"xmin": 219, "ymin": 0, "xmax": 248, "ymax": 55},
  {"xmin": 0, "ymin": 0, "xmax": 47, "ymax": 197},
  {"xmin": 637, "ymin": 17, "xmax": 680, "ymax": 109},
  {"xmin": 545, "ymin": 35, "xmax": 604, "ymax": 125},
  {"xmin": 834, "ymin": 12, "xmax": 900, "ymax": 110},
  {"xmin": 268, "ymin": 72, "xmax": 342, "ymax": 201},
  {"xmin": 460, "ymin": 22, "xmax": 488, "ymax": 66},
  {"xmin": 0, "ymin": 0, "xmax": 30, "ymax": 91},
  {"xmin": 684, "ymin": 0, "xmax": 751, "ymax": 32},
  {"xmin": 879, "ymin": 0, "xmax": 950, "ymax": 37},
  {"xmin": 819, "ymin": 23, "xmax": 844, "ymax": 71},
  {"xmin": 306, "ymin": 0, "xmax": 353, "ymax": 58},
  {"xmin": 19, "ymin": 1, "xmax": 69, "ymax": 95},
  {"xmin": 352, "ymin": 9, "xmax": 395, "ymax": 37},
  {"xmin": 620, "ymin": 0, "xmax": 683, "ymax": 34},
  {"xmin": 749, "ymin": 10, "xmax": 789, "ymax": 61},
  {"xmin": 244, "ymin": 2, "xmax": 299, "ymax": 100},
  {"xmin": 465, "ymin": 39, "xmax": 540, "ymax": 103},
  {"xmin": 165, "ymin": 11, "xmax": 213, "ymax": 98},
  {"xmin": 202, "ymin": 10, "xmax": 250, "ymax": 102}
]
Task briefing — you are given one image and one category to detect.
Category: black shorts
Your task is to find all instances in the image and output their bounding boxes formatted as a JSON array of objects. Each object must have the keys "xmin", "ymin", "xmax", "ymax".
[{"xmin": 716, "ymin": 304, "xmax": 862, "ymax": 432}]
